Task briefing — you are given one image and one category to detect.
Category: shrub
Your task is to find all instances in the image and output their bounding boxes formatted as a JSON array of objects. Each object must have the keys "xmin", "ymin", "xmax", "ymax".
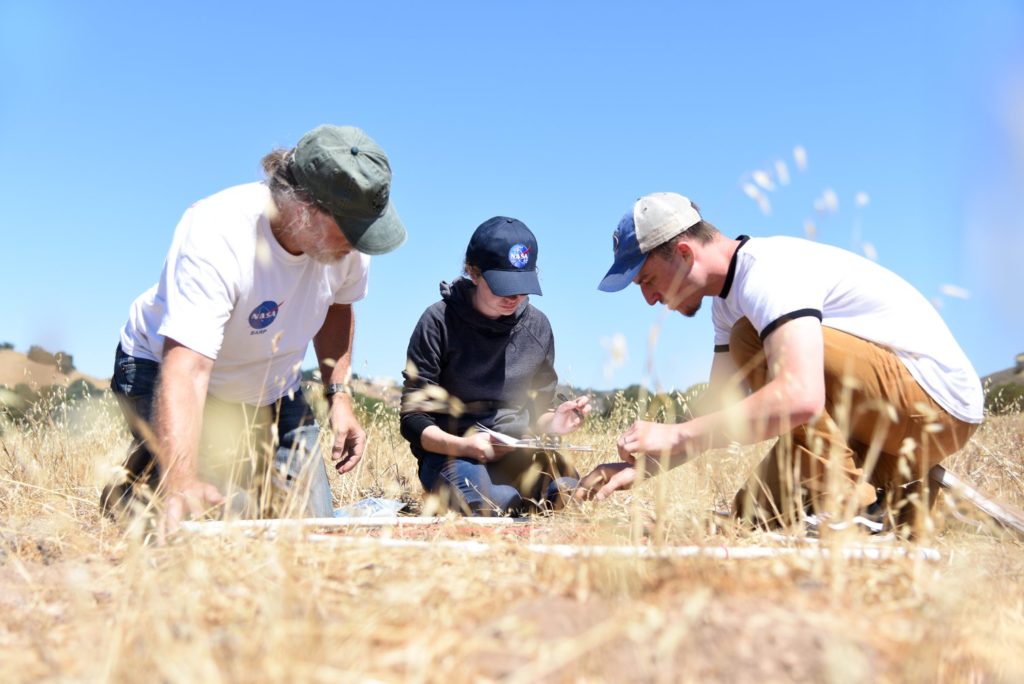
[{"xmin": 985, "ymin": 382, "xmax": 1024, "ymax": 415}]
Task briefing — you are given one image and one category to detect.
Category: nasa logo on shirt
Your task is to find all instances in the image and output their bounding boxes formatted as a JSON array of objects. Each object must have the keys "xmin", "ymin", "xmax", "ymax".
[
  {"xmin": 248, "ymin": 300, "xmax": 281, "ymax": 334},
  {"xmin": 508, "ymin": 243, "xmax": 530, "ymax": 269}
]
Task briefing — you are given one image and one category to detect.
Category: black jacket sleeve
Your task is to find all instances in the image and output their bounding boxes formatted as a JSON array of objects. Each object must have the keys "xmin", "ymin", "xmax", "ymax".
[
  {"xmin": 526, "ymin": 311, "xmax": 558, "ymax": 431},
  {"xmin": 400, "ymin": 306, "xmax": 445, "ymax": 448}
]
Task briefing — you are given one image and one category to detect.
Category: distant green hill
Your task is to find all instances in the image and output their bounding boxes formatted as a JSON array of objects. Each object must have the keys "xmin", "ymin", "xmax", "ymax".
[{"xmin": 983, "ymin": 353, "xmax": 1024, "ymax": 415}]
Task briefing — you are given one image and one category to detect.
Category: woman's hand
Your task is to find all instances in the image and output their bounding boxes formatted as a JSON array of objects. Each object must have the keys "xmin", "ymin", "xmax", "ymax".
[
  {"xmin": 461, "ymin": 432, "xmax": 514, "ymax": 463},
  {"xmin": 542, "ymin": 395, "xmax": 592, "ymax": 435}
]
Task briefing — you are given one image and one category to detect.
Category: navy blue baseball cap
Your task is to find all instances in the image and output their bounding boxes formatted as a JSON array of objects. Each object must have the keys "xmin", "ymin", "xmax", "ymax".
[
  {"xmin": 466, "ymin": 216, "xmax": 542, "ymax": 296},
  {"xmin": 597, "ymin": 211, "xmax": 645, "ymax": 292},
  {"xmin": 598, "ymin": 193, "xmax": 703, "ymax": 292}
]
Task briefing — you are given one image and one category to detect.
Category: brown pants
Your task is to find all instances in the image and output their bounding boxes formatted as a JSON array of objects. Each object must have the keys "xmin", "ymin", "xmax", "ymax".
[{"xmin": 730, "ymin": 318, "xmax": 977, "ymax": 529}]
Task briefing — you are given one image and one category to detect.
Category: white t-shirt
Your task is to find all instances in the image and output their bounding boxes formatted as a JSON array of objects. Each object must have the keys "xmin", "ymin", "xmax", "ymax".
[
  {"xmin": 711, "ymin": 236, "xmax": 983, "ymax": 424},
  {"xmin": 120, "ymin": 182, "xmax": 370, "ymax": 406}
]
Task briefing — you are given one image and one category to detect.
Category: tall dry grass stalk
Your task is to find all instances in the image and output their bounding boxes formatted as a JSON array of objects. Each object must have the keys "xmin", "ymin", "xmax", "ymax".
[{"xmin": 1, "ymin": 388, "xmax": 1023, "ymax": 682}]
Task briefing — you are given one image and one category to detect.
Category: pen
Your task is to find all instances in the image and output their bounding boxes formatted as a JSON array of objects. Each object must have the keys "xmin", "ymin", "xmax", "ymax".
[{"xmin": 557, "ymin": 392, "xmax": 585, "ymax": 420}]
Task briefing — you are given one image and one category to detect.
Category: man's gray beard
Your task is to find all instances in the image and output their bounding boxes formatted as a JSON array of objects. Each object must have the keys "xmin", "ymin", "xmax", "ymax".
[
  {"xmin": 306, "ymin": 227, "xmax": 347, "ymax": 264},
  {"xmin": 280, "ymin": 213, "xmax": 346, "ymax": 264},
  {"xmin": 275, "ymin": 212, "xmax": 306, "ymax": 249}
]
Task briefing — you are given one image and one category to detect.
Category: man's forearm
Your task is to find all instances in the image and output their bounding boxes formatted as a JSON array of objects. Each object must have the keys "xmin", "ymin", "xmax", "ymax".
[
  {"xmin": 155, "ymin": 342, "xmax": 213, "ymax": 489},
  {"xmin": 314, "ymin": 303, "xmax": 361, "ymax": 450},
  {"xmin": 683, "ymin": 378, "xmax": 821, "ymax": 452},
  {"xmin": 154, "ymin": 375, "xmax": 203, "ymax": 487},
  {"xmin": 314, "ymin": 304, "xmax": 355, "ymax": 387}
]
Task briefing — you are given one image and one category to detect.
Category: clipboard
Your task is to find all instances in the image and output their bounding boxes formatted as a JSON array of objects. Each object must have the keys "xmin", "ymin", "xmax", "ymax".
[{"xmin": 473, "ymin": 423, "xmax": 595, "ymax": 452}]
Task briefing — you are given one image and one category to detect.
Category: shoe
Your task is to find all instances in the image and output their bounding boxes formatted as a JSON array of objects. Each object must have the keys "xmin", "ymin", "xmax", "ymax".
[{"xmin": 803, "ymin": 512, "xmax": 885, "ymax": 537}]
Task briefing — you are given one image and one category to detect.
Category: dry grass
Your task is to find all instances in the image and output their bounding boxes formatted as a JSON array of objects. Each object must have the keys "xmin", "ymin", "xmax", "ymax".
[{"xmin": 1, "ymin": 392, "xmax": 1023, "ymax": 683}]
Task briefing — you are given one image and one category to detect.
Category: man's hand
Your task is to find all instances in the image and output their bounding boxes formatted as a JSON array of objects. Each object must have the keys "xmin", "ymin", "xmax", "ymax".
[
  {"xmin": 617, "ymin": 420, "xmax": 683, "ymax": 462},
  {"xmin": 328, "ymin": 396, "xmax": 367, "ymax": 474},
  {"xmin": 573, "ymin": 462, "xmax": 637, "ymax": 501},
  {"xmin": 314, "ymin": 304, "xmax": 366, "ymax": 474},
  {"xmin": 158, "ymin": 478, "xmax": 225, "ymax": 541}
]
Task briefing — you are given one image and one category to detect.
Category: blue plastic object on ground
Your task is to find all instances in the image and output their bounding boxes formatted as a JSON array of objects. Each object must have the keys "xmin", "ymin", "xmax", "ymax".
[{"xmin": 333, "ymin": 497, "xmax": 407, "ymax": 518}]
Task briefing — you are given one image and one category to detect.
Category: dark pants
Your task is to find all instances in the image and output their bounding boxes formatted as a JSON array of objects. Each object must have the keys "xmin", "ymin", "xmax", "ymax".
[
  {"xmin": 418, "ymin": 449, "xmax": 579, "ymax": 516},
  {"xmin": 101, "ymin": 344, "xmax": 334, "ymax": 519}
]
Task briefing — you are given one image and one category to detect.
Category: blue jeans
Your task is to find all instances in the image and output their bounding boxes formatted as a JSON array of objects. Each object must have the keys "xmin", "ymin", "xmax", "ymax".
[
  {"xmin": 418, "ymin": 449, "xmax": 579, "ymax": 516},
  {"xmin": 102, "ymin": 344, "xmax": 334, "ymax": 518}
]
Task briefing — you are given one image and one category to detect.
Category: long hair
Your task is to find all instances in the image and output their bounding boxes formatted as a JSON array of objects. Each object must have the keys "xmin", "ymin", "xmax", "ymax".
[
  {"xmin": 261, "ymin": 149, "xmax": 316, "ymax": 207},
  {"xmin": 261, "ymin": 148, "xmax": 326, "ymax": 243}
]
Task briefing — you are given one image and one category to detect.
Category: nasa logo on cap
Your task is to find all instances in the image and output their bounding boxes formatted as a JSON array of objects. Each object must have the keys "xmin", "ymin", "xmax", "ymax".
[{"xmin": 508, "ymin": 243, "xmax": 530, "ymax": 269}]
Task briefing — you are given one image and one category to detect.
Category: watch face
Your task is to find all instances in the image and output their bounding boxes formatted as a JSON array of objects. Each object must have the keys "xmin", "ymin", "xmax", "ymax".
[{"xmin": 325, "ymin": 383, "xmax": 351, "ymax": 397}]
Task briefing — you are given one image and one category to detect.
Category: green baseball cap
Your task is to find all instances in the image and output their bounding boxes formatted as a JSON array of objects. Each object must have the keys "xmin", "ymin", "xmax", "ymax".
[{"xmin": 290, "ymin": 125, "xmax": 407, "ymax": 255}]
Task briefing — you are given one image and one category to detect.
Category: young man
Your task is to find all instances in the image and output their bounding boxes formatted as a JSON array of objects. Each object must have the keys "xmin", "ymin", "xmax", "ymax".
[
  {"xmin": 578, "ymin": 192, "xmax": 983, "ymax": 530},
  {"xmin": 103, "ymin": 125, "xmax": 406, "ymax": 536}
]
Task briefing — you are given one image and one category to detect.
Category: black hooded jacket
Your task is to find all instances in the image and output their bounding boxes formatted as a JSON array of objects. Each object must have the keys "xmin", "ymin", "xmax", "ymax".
[{"xmin": 400, "ymin": 279, "xmax": 558, "ymax": 459}]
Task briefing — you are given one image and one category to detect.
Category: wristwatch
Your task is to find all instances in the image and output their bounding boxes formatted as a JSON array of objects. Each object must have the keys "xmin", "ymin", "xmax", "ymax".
[{"xmin": 324, "ymin": 383, "xmax": 353, "ymax": 398}]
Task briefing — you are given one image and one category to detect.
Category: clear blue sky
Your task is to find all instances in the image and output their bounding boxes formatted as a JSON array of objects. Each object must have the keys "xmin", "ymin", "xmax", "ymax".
[{"xmin": 2, "ymin": 1, "xmax": 1022, "ymax": 392}]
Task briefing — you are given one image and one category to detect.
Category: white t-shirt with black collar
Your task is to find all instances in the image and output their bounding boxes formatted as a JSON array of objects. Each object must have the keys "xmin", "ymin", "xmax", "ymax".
[
  {"xmin": 120, "ymin": 182, "xmax": 370, "ymax": 406},
  {"xmin": 711, "ymin": 235, "xmax": 983, "ymax": 424}
]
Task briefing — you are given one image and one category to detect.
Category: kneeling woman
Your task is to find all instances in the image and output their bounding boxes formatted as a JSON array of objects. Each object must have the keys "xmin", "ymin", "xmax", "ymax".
[{"xmin": 400, "ymin": 217, "xmax": 591, "ymax": 516}]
